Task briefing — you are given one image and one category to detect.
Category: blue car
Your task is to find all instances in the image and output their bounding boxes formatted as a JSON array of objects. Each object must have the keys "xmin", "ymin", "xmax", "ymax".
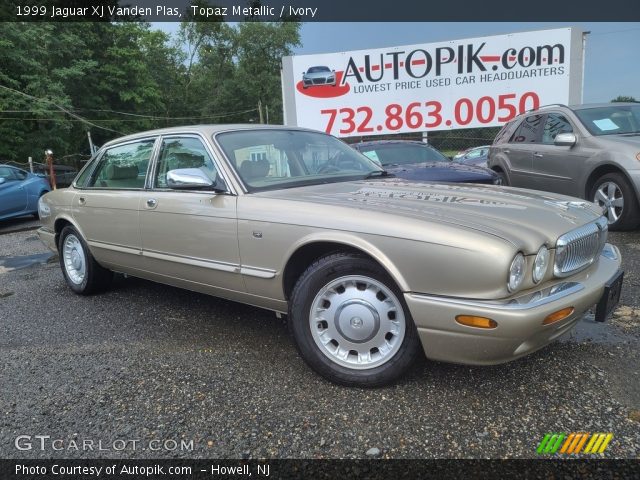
[
  {"xmin": 352, "ymin": 140, "xmax": 500, "ymax": 185},
  {"xmin": 0, "ymin": 164, "xmax": 51, "ymax": 221}
]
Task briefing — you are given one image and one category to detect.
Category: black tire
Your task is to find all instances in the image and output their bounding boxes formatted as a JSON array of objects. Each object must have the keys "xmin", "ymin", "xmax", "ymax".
[
  {"xmin": 590, "ymin": 173, "xmax": 640, "ymax": 231},
  {"xmin": 493, "ymin": 168, "xmax": 509, "ymax": 186},
  {"xmin": 288, "ymin": 252, "xmax": 421, "ymax": 387},
  {"xmin": 58, "ymin": 225, "xmax": 113, "ymax": 295}
]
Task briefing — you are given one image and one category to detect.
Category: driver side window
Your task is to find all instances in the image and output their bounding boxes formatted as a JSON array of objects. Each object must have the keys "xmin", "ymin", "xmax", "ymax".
[
  {"xmin": 542, "ymin": 114, "xmax": 573, "ymax": 145},
  {"xmin": 155, "ymin": 137, "xmax": 218, "ymax": 188}
]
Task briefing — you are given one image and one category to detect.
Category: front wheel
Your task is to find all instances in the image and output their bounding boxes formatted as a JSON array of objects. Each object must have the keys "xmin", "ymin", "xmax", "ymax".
[
  {"xmin": 58, "ymin": 225, "xmax": 113, "ymax": 294},
  {"xmin": 591, "ymin": 173, "xmax": 640, "ymax": 231},
  {"xmin": 289, "ymin": 253, "xmax": 420, "ymax": 387}
]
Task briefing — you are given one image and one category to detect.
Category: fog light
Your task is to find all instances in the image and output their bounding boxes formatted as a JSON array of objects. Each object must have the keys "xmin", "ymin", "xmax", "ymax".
[
  {"xmin": 456, "ymin": 315, "xmax": 497, "ymax": 329},
  {"xmin": 543, "ymin": 307, "xmax": 575, "ymax": 325}
]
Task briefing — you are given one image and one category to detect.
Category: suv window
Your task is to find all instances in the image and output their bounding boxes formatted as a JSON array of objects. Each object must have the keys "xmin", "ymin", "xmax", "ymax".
[
  {"xmin": 494, "ymin": 120, "xmax": 519, "ymax": 145},
  {"xmin": 510, "ymin": 114, "xmax": 545, "ymax": 143},
  {"xmin": 87, "ymin": 139, "xmax": 154, "ymax": 189},
  {"xmin": 542, "ymin": 113, "xmax": 573, "ymax": 144},
  {"xmin": 154, "ymin": 137, "xmax": 218, "ymax": 188}
]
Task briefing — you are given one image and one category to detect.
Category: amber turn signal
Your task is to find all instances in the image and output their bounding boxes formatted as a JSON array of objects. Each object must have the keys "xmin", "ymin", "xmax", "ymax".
[
  {"xmin": 455, "ymin": 315, "xmax": 498, "ymax": 329},
  {"xmin": 543, "ymin": 307, "xmax": 575, "ymax": 325}
]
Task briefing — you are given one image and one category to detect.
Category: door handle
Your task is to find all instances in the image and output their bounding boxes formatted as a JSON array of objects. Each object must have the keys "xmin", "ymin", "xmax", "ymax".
[
  {"xmin": 503, "ymin": 149, "xmax": 510, "ymax": 154},
  {"xmin": 78, "ymin": 196, "xmax": 86, "ymax": 205},
  {"xmin": 146, "ymin": 198, "xmax": 157, "ymax": 208},
  {"xmin": 533, "ymin": 153, "xmax": 543, "ymax": 158}
]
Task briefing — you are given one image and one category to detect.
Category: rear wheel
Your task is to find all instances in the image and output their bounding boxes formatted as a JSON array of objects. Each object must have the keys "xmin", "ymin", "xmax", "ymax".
[
  {"xmin": 289, "ymin": 252, "xmax": 420, "ymax": 387},
  {"xmin": 58, "ymin": 225, "xmax": 113, "ymax": 294},
  {"xmin": 493, "ymin": 168, "xmax": 509, "ymax": 186},
  {"xmin": 591, "ymin": 173, "xmax": 640, "ymax": 231}
]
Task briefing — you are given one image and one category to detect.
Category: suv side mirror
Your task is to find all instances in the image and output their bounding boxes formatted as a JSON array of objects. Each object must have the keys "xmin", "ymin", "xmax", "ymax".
[
  {"xmin": 554, "ymin": 132, "xmax": 577, "ymax": 147},
  {"xmin": 0, "ymin": 177, "xmax": 6, "ymax": 185}
]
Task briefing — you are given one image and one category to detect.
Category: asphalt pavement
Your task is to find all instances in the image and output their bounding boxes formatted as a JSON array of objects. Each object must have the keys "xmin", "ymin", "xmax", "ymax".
[{"xmin": 0, "ymin": 225, "xmax": 638, "ymax": 459}]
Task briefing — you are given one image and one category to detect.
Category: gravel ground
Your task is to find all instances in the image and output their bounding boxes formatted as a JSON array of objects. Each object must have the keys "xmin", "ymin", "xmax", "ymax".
[{"xmin": 0, "ymin": 229, "xmax": 639, "ymax": 459}]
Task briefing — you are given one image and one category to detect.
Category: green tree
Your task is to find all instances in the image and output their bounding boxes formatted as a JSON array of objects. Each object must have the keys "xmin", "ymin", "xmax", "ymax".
[{"xmin": 611, "ymin": 95, "xmax": 638, "ymax": 103}]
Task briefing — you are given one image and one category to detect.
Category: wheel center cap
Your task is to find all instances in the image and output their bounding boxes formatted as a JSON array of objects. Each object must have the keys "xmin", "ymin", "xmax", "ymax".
[
  {"xmin": 71, "ymin": 250, "xmax": 81, "ymax": 269},
  {"xmin": 334, "ymin": 300, "xmax": 380, "ymax": 343}
]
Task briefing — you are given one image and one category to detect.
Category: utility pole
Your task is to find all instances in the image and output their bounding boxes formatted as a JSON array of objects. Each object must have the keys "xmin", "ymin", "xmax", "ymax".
[
  {"xmin": 45, "ymin": 149, "xmax": 57, "ymax": 190},
  {"xmin": 258, "ymin": 100, "xmax": 264, "ymax": 124},
  {"xmin": 87, "ymin": 131, "xmax": 96, "ymax": 155}
]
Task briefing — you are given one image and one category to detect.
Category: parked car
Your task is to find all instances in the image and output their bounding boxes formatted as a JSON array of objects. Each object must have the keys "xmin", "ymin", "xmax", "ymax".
[
  {"xmin": 488, "ymin": 103, "xmax": 640, "ymax": 230},
  {"xmin": 352, "ymin": 140, "xmax": 500, "ymax": 184},
  {"xmin": 453, "ymin": 145, "xmax": 490, "ymax": 167},
  {"xmin": 38, "ymin": 125, "xmax": 622, "ymax": 387},
  {"xmin": 0, "ymin": 164, "xmax": 51, "ymax": 221},
  {"xmin": 302, "ymin": 66, "xmax": 336, "ymax": 88}
]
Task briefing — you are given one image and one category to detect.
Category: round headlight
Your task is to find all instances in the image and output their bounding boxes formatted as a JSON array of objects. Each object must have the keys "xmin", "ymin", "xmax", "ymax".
[
  {"xmin": 508, "ymin": 253, "xmax": 526, "ymax": 292},
  {"xmin": 533, "ymin": 245, "xmax": 549, "ymax": 283}
]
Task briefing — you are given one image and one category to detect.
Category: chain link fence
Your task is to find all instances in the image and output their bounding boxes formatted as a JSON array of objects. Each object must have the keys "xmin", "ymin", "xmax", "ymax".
[
  {"xmin": 344, "ymin": 126, "xmax": 500, "ymax": 157},
  {"xmin": 6, "ymin": 154, "xmax": 90, "ymax": 188}
]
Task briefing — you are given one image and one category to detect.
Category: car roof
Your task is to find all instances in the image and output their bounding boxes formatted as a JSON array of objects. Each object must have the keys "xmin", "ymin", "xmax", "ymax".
[
  {"xmin": 531, "ymin": 102, "xmax": 638, "ymax": 113},
  {"xmin": 101, "ymin": 124, "xmax": 317, "ymax": 149}
]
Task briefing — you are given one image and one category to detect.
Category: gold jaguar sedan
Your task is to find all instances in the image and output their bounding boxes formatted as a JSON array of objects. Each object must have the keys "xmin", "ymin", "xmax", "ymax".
[{"xmin": 37, "ymin": 125, "xmax": 623, "ymax": 387}]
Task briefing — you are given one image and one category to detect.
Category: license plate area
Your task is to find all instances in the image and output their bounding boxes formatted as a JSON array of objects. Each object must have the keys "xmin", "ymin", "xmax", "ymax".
[{"xmin": 595, "ymin": 270, "xmax": 624, "ymax": 322}]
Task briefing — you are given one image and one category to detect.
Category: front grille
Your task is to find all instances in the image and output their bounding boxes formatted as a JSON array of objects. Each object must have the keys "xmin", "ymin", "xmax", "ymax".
[
  {"xmin": 312, "ymin": 78, "xmax": 326, "ymax": 84},
  {"xmin": 554, "ymin": 218, "xmax": 607, "ymax": 277}
]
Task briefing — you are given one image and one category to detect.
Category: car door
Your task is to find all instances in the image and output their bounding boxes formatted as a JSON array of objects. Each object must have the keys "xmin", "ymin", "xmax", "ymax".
[
  {"xmin": 529, "ymin": 113, "xmax": 587, "ymax": 197},
  {"xmin": 139, "ymin": 135, "xmax": 244, "ymax": 294},
  {"xmin": 72, "ymin": 137, "xmax": 157, "ymax": 271},
  {"xmin": 501, "ymin": 114, "xmax": 545, "ymax": 187},
  {"xmin": 0, "ymin": 166, "xmax": 28, "ymax": 218}
]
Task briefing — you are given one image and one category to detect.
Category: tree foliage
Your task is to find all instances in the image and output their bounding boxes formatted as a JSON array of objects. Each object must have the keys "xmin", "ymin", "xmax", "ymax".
[
  {"xmin": 611, "ymin": 95, "xmax": 638, "ymax": 103},
  {"xmin": 0, "ymin": 21, "xmax": 300, "ymax": 165}
]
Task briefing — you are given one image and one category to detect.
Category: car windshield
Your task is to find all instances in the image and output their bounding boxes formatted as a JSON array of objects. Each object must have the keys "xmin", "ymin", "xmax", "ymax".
[
  {"xmin": 574, "ymin": 105, "xmax": 640, "ymax": 136},
  {"xmin": 215, "ymin": 129, "xmax": 382, "ymax": 192},
  {"xmin": 307, "ymin": 66, "xmax": 330, "ymax": 73},
  {"xmin": 358, "ymin": 143, "xmax": 449, "ymax": 166}
]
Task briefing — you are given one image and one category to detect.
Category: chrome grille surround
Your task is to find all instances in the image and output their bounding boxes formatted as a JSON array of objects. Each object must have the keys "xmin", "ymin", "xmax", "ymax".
[{"xmin": 554, "ymin": 216, "xmax": 608, "ymax": 277}]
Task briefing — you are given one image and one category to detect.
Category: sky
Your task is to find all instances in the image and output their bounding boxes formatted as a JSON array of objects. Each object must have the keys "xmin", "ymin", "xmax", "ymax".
[{"xmin": 155, "ymin": 21, "xmax": 640, "ymax": 103}]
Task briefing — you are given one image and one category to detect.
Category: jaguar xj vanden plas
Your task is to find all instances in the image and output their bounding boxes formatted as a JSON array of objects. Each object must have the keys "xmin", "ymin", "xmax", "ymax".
[{"xmin": 37, "ymin": 125, "xmax": 623, "ymax": 386}]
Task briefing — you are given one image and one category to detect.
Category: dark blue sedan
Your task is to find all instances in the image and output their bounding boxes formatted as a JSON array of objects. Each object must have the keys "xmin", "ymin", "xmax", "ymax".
[
  {"xmin": 352, "ymin": 140, "xmax": 500, "ymax": 185},
  {"xmin": 0, "ymin": 164, "xmax": 51, "ymax": 221}
]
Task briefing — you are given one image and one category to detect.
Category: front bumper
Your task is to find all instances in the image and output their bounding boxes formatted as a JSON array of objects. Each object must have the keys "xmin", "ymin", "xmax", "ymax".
[{"xmin": 405, "ymin": 244, "xmax": 622, "ymax": 365}]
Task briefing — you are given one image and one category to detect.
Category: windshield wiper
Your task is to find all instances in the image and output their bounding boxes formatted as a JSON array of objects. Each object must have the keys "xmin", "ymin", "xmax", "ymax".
[{"xmin": 363, "ymin": 170, "xmax": 393, "ymax": 179}]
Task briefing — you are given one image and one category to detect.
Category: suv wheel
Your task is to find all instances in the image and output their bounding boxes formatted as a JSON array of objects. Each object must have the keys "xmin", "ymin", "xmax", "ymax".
[{"xmin": 591, "ymin": 173, "xmax": 640, "ymax": 231}]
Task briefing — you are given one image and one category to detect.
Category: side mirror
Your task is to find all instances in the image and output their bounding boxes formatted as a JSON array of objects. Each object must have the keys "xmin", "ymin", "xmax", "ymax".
[
  {"xmin": 166, "ymin": 168, "xmax": 226, "ymax": 192},
  {"xmin": 554, "ymin": 132, "xmax": 577, "ymax": 147},
  {"xmin": 0, "ymin": 177, "xmax": 5, "ymax": 185}
]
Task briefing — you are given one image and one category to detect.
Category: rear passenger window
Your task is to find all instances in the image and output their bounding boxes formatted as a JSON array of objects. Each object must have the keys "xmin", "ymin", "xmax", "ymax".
[{"xmin": 87, "ymin": 139, "xmax": 155, "ymax": 189}]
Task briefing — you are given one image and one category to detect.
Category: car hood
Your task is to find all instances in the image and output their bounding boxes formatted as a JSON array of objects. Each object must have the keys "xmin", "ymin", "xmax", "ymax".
[
  {"xmin": 589, "ymin": 133, "xmax": 640, "ymax": 150},
  {"xmin": 250, "ymin": 180, "xmax": 604, "ymax": 253},
  {"xmin": 383, "ymin": 161, "xmax": 495, "ymax": 182}
]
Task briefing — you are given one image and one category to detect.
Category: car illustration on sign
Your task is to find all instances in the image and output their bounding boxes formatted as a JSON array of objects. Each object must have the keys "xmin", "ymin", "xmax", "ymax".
[
  {"xmin": 302, "ymin": 66, "xmax": 336, "ymax": 88},
  {"xmin": 37, "ymin": 125, "xmax": 623, "ymax": 387}
]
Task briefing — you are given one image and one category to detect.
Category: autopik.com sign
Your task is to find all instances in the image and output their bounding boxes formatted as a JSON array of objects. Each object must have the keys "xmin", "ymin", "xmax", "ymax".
[{"xmin": 281, "ymin": 28, "xmax": 585, "ymax": 137}]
